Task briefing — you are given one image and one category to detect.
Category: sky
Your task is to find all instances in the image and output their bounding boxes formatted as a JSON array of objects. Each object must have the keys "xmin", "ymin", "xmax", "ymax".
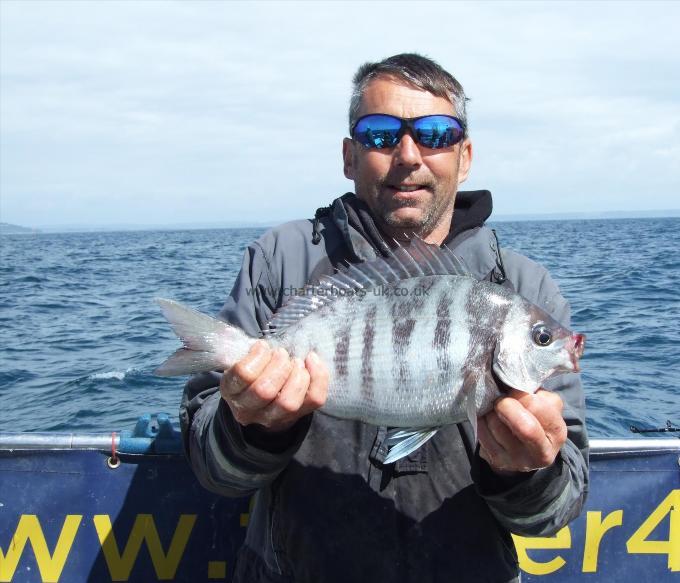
[{"xmin": 1, "ymin": 0, "xmax": 679, "ymax": 228}]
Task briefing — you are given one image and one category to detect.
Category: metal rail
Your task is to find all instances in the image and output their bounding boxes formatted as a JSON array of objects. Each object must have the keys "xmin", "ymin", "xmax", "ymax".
[
  {"xmin": 0, "ymin": 413, "xmax": 181, "ymax": 454},
  {"xmin": 0, "ymin": 433, "xmax": 678, "ymax": 456},
  {"xmin": 0, "ymin": 433, "xmax": 120, "ymax": 451},
  {"xmin": 589, "ymin": 438, "xmax": 680, "ymax": 457}
]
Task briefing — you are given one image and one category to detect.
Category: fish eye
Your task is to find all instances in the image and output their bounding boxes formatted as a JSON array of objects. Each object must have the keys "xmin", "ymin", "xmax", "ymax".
[{"xmin": 532, "ymin": 324, "xmax": 553, "ymax": 346}]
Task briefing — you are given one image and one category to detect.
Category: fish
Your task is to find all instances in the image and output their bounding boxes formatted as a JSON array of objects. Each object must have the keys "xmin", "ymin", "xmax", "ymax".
[{"xmin": 155, "ymin": 238, "xmax": 585, "ymax": 463}]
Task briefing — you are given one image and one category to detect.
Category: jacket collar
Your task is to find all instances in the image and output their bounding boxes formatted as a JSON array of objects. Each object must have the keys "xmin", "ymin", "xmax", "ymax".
[{"xmin": 326, "ymin": 190, "xmax": 497, "ymax": 279}]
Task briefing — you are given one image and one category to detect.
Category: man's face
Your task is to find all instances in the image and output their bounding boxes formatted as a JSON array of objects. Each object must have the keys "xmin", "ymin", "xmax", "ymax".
[{"xmin": 343, "ymin": 76, "xmax": 472, "ymax": 242}]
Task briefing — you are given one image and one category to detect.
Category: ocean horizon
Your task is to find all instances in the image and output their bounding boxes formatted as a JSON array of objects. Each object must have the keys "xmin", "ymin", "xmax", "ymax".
[
  {"xmin": 1, "ymin": 217, "xmax": 678, "ymax": 437},
  {"xmin": 3, "ymin": 208, "xmax": 680, "ymax": 235}
]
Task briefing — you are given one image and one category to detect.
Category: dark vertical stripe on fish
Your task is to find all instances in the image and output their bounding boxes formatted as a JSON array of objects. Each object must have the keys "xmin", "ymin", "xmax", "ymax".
[
  {"xmin": 390, "ymin": 288, "xmax": 426, "ymax": 320},
  {"xmin": 459, "ymin": 287, "xmax": 511, "ymax": 400},
  {"xmin": 433, "ymin": 291, "xmax": 451, "ymax": 351},
  {"xmin": 361, "ymin": 305, "xmax": 377, "ymax": 390},
  {"xmin": 433, "ymin": 290, "xmax": 452, "ymax": 386},
  {"xmin": 334, "ymin": 323, "xmax": 351, "ymax": 381},
  {"xmin": 392, "ymin": 316, "xmax": 416, "ymax": 385}
]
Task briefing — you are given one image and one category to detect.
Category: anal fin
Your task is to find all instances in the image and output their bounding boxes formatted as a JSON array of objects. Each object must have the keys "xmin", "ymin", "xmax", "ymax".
[{"xmin": 384, "ymin": 427, "xmax": 439, "ymax": 464}]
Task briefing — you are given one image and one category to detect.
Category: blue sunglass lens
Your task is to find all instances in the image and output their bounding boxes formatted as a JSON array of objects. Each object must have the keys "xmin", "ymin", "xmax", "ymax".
[
  {"xmin": 412, "ymin": 116, "xmax": 464, "ymax": 148},
  {"xmin": 353, "ymin": 114, "xmax": 464, "ymax": 149},
  {"xmin": 353, "ymin": 115, "xmax": 401, "ymax": 149}
]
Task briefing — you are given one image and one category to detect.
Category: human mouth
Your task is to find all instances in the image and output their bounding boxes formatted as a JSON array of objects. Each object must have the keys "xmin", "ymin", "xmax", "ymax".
[{"xmin": 386, "ymin": 183, "xmax": 429, "ymax": 196}]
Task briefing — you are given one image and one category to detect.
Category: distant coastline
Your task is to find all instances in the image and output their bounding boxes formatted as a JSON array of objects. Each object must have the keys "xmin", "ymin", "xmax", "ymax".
[
  {"xmin": 2, "ymin": 209, "xmax": 679, "ymax": 235},
  {"xmin": 0, "ymin": 222, "xmax": 41, "ymax": 235}
]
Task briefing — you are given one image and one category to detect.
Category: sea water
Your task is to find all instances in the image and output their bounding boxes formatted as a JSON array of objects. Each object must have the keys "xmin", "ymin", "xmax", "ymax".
[{"xmin": 1, "ymin": 218, "xmax": 678, "ymax": 436}]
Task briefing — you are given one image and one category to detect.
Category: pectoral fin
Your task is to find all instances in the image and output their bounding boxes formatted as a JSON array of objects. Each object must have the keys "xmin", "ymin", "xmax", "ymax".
[{"xmin": 384, "ymin": 427, "xmax": 439, "ymax": 464}]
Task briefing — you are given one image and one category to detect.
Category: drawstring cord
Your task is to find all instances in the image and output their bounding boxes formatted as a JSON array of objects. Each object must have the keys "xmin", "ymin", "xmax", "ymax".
[
  {"xmin": 491, "ymin": 229, "xmax": 507, "ymax": 284},
  {"xmin": 312, "ymin": 205, "xmax": 332, "ymax": 244}
]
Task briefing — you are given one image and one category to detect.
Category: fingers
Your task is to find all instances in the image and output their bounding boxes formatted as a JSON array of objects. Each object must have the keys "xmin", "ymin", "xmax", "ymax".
[
  {"xmin": 236, "ymin": 347, "xmax": 294, "ymax": 411},
  {"xmin": 479, "ymin": 389, "xmax": 567, "ymax": 473},
  {"xmin": 260, "ymin": 358, "xmax": 310, "ymax": 422},
  {"xmin": 220, "ymin": 343, "xmax": 329, "ymax": 432},
  {"xmin": 479, "ymin": 411, "xmax": 512, "ymax": 455},
  {"xmin": 478, "ymin": 412, "xmax": 508, "ymax": 469},
  {"xmin": 260, "ymin": 351, "xmax": 329, "ymax": 424},
  {"xmin": 220, "ymin": 340, "xmax": 271, "ymax": 398},
  {"xmin": 494, "ymin": 395, "xmax": 547, "ymax": 445},
  {"xmin": 524, "ymin": 390, "xmax": 567, "ymax": 448}
]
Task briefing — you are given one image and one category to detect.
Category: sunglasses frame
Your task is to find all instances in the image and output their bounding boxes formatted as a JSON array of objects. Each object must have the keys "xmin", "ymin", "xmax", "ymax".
[{"xmin": 350, "ymin": 113, "xmax": 466, "ymax": 150}]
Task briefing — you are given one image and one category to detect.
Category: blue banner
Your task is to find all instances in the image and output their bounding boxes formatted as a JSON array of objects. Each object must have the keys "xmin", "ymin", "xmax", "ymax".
[{"xmin": 0, "ymin": 445, "xmax": 678, "ymax": 582}]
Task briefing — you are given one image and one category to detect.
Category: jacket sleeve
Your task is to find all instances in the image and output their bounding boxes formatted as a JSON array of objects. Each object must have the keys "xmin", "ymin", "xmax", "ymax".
[
  {"xmin": 471, "ymin": 249, "xmax": 590, "ymax": 536},
  {"xmin": 179, "ymin": 238, "xmax": 310, "ymax": 498}
]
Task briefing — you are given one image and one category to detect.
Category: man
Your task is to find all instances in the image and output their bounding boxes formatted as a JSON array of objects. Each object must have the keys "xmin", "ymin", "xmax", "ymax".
[{"xmin": 181, "ymin": 53, "xmax": 589, "ymax": 583}]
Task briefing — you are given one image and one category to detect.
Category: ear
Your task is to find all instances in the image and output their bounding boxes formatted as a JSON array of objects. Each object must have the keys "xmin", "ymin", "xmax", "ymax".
[
  {"xmin": 457, "ymin": 139, "xmax": 473, "ymax": 184},
  {"xmin": 342, "ymin": 137, "xmax": 356, "ymax": 180}
]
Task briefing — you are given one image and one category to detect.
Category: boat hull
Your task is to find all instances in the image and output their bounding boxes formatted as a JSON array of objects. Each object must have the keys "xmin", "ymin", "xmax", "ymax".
[{"xmin": 0, "ymin": 429, "xmax": 678, "ymax": 582}]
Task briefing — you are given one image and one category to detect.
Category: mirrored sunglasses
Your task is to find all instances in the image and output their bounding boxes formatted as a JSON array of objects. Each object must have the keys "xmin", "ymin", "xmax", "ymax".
[{"xmin": 351, "ymin": 114, "xmax": 466, "ymax": 150}]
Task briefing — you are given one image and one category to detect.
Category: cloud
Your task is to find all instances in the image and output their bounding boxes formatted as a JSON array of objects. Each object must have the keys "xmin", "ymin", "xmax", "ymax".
[{"xmin": 1, "ymin": 0, "xmax": 678, "ymax": 226}]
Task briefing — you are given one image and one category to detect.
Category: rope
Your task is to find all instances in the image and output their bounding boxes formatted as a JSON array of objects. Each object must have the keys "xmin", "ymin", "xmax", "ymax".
[{"xmin": 107, "ymin": 431, "xmax": 121, "ymax": 469}]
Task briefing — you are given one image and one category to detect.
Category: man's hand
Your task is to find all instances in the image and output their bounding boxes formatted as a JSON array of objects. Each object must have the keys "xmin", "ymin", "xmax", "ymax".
[
  {"xmin": 220, "ymin": 340, "xmax": 329, "ymax": 433},
  {"xmin": 478, "ymin": 388, "xmax": 567, "ymax": 474}
]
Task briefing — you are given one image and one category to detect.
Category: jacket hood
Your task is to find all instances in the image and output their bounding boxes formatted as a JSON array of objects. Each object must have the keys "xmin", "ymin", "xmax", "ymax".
[{"xmin": 318, "ymin": 190, "xmax": 493, "ymax": 262}]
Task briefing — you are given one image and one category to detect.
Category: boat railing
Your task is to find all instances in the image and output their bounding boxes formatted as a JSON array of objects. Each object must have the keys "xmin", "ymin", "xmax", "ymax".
[{"xmin": 0, "ymin": 413, "xmax": 678, "ymax": 457}]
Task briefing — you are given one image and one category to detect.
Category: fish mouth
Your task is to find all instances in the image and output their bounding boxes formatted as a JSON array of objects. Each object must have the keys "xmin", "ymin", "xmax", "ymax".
[{"xmin": 570, "ymin": 333, "xmax": 586, "ymax": 371}]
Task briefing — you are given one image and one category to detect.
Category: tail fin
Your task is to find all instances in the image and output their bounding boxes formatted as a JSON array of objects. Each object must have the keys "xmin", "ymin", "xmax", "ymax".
[{"xmin": 154, "ymin": 298, "xmax": 255, "ymax": 376}]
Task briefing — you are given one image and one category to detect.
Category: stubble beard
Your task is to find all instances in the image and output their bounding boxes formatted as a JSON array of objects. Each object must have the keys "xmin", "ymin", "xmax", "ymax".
[{"xmin": 374, "ymin": 186, "xmax": 456, "ymax": 240}]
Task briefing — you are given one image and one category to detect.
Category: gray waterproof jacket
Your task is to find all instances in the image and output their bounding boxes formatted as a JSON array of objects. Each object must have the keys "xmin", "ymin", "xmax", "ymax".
[{"xmin": 180, "ymin": 191, "xmax": 589, "ymax": 583}]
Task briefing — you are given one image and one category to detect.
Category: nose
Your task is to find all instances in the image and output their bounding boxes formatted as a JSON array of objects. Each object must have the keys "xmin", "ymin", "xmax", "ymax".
[{"xmin": 393, "ymin": 132, "xmax": 423, "ymax": 168}]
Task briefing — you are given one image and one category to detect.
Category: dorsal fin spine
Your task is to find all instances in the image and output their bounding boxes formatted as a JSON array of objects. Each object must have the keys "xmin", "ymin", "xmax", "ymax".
[
  {"xmin": 362, "ymin": 262, "xmax": 390, "ymax": 285},
  {"xmin": 420, "ymin": 240, "xmax": 448, "ymax": 273},
  {"xmin": 399, "ymin": 239, "xmax": 427, "ymax": 277},
  {"xmin": 389, "ymin": 249, "xmax": 410, "ymax": 278},
  {"xmin": 265, "ymin": 239, "xmax": 470, "ymax": 331}
]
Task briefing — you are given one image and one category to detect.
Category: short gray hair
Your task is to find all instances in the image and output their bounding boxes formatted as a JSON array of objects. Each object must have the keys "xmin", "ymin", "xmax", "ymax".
[{"xmin": 349, "ymin": 53, "xmax": 469, "ymax": 137}]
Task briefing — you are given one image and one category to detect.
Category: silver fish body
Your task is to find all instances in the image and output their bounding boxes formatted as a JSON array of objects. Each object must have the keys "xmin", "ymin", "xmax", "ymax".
[
  {"xmin": 274, "ymin": 275, "xmax": 496, "ymax": 426},
  {"xmin": 270, "ymin": 275, "xmax": 576, "ymax": 427},
  {"xmin": 156, "ymin": 240, "xmax": 585, "ymax": 462}
]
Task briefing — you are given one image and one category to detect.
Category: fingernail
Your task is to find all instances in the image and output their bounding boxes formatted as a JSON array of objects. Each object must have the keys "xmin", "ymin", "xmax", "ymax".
[
  {"xmin": 251, "ymin": 340, "xmax": 267, "ymax": 355},
  {"xmin": 293, "ymin": 357, "xmax": 304, "ymax": 368},
  {"xmin": 308, "ymin": 351, "xmax": 320, "ymax": 365},
  {"xmin": 243, "ymin": 341, "xmax": 268, "ymax": 374}
]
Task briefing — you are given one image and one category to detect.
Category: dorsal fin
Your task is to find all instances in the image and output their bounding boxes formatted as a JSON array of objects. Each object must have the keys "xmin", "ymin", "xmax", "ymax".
[{"xmin": 265, "ymin": 237, "xmax": 470, "ymax": 332}]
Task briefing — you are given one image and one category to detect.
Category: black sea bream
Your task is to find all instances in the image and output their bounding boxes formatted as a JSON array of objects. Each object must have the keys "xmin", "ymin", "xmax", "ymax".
[{"xmin": 156, "ymin": 240, "xmax": 585, "ymax": 462}]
